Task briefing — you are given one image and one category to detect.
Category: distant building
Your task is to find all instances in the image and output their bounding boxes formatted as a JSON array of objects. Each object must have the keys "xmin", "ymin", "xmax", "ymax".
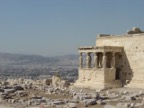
[{"xmin": 74, "ymin": 27, "xmax": 144, "ymax": 89}]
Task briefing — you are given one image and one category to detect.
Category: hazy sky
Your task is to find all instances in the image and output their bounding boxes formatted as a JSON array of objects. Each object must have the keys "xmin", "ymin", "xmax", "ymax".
[{"xmin": 0, "ymin": 0, "xmax": 144, "ymax": 56}]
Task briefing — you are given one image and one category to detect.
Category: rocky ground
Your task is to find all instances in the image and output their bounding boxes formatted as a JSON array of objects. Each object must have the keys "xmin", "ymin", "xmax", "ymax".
[
  {"xmin": 1, "ymin": 87, "xmax": 144, "ymax": 108},
  {"xmin": 1, "ymin": 77, "xmax": 144, "ymax": 108}
]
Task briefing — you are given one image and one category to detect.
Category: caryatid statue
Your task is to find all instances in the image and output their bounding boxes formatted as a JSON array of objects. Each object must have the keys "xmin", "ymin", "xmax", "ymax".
[
  {"xmin": 94, "ymin": 53, "xmax": 98, "ymax": 68},
  {"xmin": 86, "ymin": 53, "xmax": 91, "ymax": 68},
  {"xmin": 79, "ymin": 53, "xmax": 83, "ymax": 68}
]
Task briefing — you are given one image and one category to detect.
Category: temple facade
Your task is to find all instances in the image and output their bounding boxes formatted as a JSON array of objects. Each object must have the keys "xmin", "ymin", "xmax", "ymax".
[{"xmin": 74, "ymin": 27, "xmax": 144, "ymax": 89}]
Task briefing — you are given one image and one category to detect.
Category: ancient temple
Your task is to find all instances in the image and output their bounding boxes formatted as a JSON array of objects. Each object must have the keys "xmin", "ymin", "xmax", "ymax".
[{"xmin": 74, "ymin": 27, "xmax": 144, "ymax": 89}]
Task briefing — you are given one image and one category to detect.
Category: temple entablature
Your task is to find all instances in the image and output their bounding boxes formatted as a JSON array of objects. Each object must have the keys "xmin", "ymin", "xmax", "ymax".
[{"xmin": 78, "ymin": 46, "xmax": 123, "ymax": 53}]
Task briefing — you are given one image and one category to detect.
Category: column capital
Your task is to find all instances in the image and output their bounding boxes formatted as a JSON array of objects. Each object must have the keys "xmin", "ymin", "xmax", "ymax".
[
  {"xmin": 112, "ymin": 52, "xmax": 116, "ymax": 56},
  {"xmin": 94, "ymin": 52, "xmax": 98, "ymax": 55},
  {"xmin": 94, "ymin": 52, "xmax": 97, "ymax": 55},
  {"xmin": 87, "ymin": 52, "xmax": 91, "ymax": 55},
  {"xmin": 103, "ymin": 52, "xmax": 106, "ymax": 56}
]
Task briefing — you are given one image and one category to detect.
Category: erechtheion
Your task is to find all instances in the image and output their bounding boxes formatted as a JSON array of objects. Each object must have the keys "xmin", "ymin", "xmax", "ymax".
[{"xmin": 74, "ymin": 27, "xmax": 144, "ymax": 89}]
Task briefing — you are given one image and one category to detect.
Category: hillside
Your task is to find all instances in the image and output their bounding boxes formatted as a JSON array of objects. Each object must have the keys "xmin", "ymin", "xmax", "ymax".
[
  {"xmin": 0, "ymin": 53, "xmax": 79, "ymax": 78},
  {"xmin": 0, "ymin": 53, "xmax": 78, "ymax": 66}
]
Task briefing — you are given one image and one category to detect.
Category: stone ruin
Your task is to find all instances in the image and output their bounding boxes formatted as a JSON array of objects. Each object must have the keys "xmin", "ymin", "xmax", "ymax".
[
  {"xmin": 127, "ymin": 27, "xmax": 144, "ymax": 34},
  {"xmin": 74, "ymin": 27, "xmax": 144, "ymax": 89}
]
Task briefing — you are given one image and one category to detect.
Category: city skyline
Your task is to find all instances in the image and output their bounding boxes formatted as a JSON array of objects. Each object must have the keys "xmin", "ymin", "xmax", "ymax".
[{"xmin": 0, "ymin": 0, "xmax": 144, "ymax": 57}]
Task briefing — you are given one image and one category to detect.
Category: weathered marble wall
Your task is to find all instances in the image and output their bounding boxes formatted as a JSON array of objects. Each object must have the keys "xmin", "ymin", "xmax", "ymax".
[{"xmin": 96, "ymin": 33, "xmax": 144, "ymax": 88}]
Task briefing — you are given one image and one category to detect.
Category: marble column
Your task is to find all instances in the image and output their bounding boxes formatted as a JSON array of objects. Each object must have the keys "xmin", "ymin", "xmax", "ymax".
[
  {"xmin": 79, "ymin": 52, "xmax": 83, "ymax": 68},
  {"xmin": 112, "ymin": 52, "xmax": 115, "ymax": 68},
  {"xmin": 102, "ymin": 52, "xmax": 106, "ymax": 69},
  {"xmin": 86, "ymin": 52, "xmax": 91, "ymax": 68},
  {"xmin": 94, "ymin": 53, "xmax": 98, "ymax": 68}
]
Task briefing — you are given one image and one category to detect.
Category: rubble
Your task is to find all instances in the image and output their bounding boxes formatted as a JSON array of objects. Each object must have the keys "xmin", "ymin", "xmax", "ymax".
[{"xmin": 1, "ymin": 78, "xmax": 144, "ymax": 108}]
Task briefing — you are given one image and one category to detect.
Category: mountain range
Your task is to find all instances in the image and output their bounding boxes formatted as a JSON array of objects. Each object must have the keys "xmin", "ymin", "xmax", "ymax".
[
  {"xmin": 0, "ymin": 53, "xmax": 79, "ymax": 78},
  {"xmin": 0, "ymin": 53, "xmax": 79, "ymax": 66}
]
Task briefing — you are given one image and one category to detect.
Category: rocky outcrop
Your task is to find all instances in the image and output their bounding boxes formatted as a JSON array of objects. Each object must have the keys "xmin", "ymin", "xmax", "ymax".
[{"xmin": 52, "ymin": 76, "xmax": 70, "ymax": 88}]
